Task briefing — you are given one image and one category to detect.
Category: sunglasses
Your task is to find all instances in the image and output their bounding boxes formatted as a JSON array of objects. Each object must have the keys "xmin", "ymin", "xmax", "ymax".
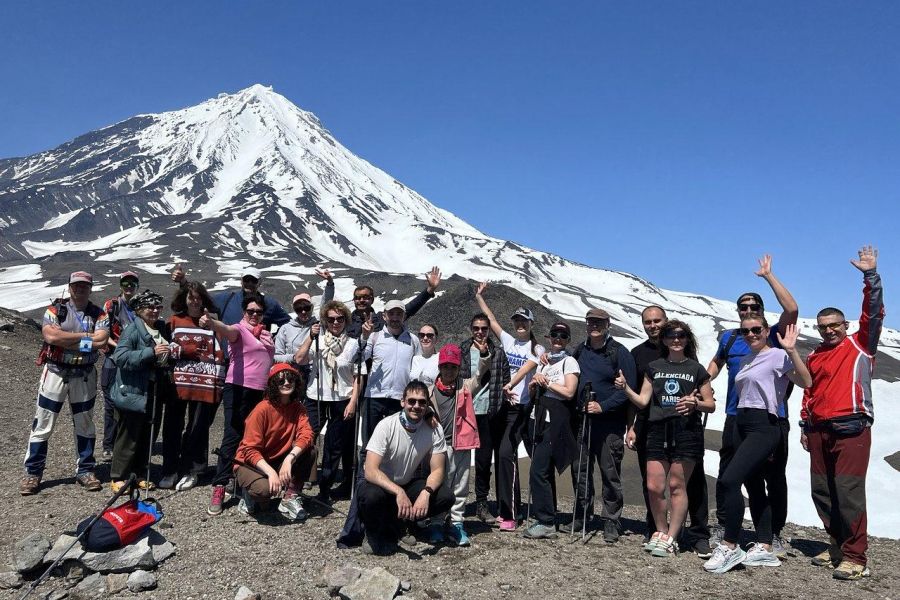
[
  {"xmin": 586, "ymin": 318, "xmax": 608, "ymax": 327},
  {"xmin": 738, "ymin": 303, "xmax": 761, "ymax": 312},
  {"xmin": 121, "ymin": 282, "xmax": 137, "ymax": 289},
  {"xmin": 245, "ymin": 309, "xmax": 264, "ymax": 316},
  {"xmin": 294, "ymin": 303, "xmax": 313, "ymax": 312},
  {"xmin": 418, "ymin": 332, "xmax": 436, "ymax": 339},
  {"xmin": 326, "ymin": 316, "xmax": 346, "ymax": 323},
  {"xmin": 549, "ymin": 331, "xmax": 570, "ymax": 340},
  {"xmin": 354, "ymin": 295, "xmax": 373, "ymax": 301},
  {"xmin": 739, "ymin": 326, "xmax": 765, "ymax": 336},
  {"xmin": 406, "ymin": 398, "xmax": 430, "ymax": 407},
  {"xmin": 663, "ymin": 330, "xmax": 687, "ymax": 340},
  {"xmin": 817, "ymin": 322, "xmax": 846, "ymax": 332},
  {"xmin": 242, "ymin": 277, "xmax": 259, "ymax": 285},
  {"xmin": 471, "ymin": 326, "xmax": 489, "ymax": 332},
  {"xmin": 275, "ymin": 373, "xmax": 297, "ymax": 385}
]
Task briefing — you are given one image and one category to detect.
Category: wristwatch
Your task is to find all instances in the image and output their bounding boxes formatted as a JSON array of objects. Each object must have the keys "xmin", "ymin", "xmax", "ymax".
[{"xmin": 424, "ymin": 485, "xmax": 435, "ymax": 495}]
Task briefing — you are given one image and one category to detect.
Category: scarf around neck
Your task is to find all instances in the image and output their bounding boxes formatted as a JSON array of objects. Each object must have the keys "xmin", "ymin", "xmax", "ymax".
[{"xmin": 398, "ymin": 410, "xmax": 422, "ymax": 433}]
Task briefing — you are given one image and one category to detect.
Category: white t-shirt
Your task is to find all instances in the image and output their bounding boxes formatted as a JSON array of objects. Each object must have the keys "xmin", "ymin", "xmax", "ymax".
[
  {"xmin": 410, "ymin": 353, "xmax": 439, "ymax": 386},
  {"xmin": 366, "ymin": 412, "xmax": 447, "ymax": 485},
  {"xmin": 531, "ymin": 356, "xmax": 580, "ymax": 422},
  {"xmin": 499, "ymin": 331, "xmax": 544, "ymax": 404}
]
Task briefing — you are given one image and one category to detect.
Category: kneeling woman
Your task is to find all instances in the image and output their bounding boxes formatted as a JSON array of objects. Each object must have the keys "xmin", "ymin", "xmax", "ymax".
[
  {"xmin": 523, "ymin": 322, "xmax": 580, "ymax": 540},
  {"xmin": 704, "ymin": 319, "xmax": 810, "ymax": 574},
  {"xmin": 623, "ymin": 320, "xmax": 715, "ymax": 557},
  {"xmin": 234, "ymin": 364, "xmax": 317, "ymax": 521},
  {"xmin": 110, "ymin": 290, "xmax": 173, "ymax": 491}
]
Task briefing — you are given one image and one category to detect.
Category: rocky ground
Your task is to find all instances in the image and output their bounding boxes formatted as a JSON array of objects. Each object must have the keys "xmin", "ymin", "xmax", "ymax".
[{"xmin": 1, "ymin": 313, "xmax": 898, "ymax": 600}]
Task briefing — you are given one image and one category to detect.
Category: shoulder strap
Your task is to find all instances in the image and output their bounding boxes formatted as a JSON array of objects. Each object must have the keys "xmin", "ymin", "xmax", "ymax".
[
  {"xmin": 604, "ymin": 339, "xmax": 619, "ymax": 373},
  {"xmin": 720, "ymin": 329, "xmax": 739, "ymax": 361}
]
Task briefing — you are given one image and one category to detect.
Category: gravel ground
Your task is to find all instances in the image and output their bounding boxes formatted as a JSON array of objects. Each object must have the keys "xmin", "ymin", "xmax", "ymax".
[{"xmin": 1, "ymin": 322, "xmax": 898, "ymax": 600}]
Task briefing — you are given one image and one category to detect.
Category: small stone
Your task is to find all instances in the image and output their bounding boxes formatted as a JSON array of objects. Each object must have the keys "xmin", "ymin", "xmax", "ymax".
[
  {"xmin": 424, "ymin": 589, "xmax": 442, "ymax": 600},
  {"xmin": 499, "ymin": 583, "xmax": 511, "ymax": 592},
  {"xmin": 45, "ymin": 590, "xmax": 69, "ymax": 600},
  {"xmin": 63, "ymin": 562, "xmax": 85, "ymax": 583},
  {"xmin": 127, "ymin": 569, "xmax": 158, "ymax": 592},
  {"xmin": 339, "ymin": 567, "xmax": 400, "ymax": 600},
  {"xmin": 106, "ymin": 573, "xmax": 128, "ymax": 594},
  {"xmin": 14, "ymin": 533, "xmax": 52, "ymax": 573},
  {"xmin": 235, "ymin": 585, "xmax": 261, "ymax": 600},
  {"xmin": 151, "ymin": 540, "xmax": 176, "ymax": 564},
  {"xmin": 0, "ymin": 570, "xmax": 23, "ymax": 589},
  {"xmin": 70, "ymin": 573, "xmax": 106, "ymax": 600},
  {"xmin": 400, "ymin": 580, "xmax": 412, "ymax": 592},
  {"xmin": 0, "ymin": 345, "xmax": 11, "ymax": 350}
]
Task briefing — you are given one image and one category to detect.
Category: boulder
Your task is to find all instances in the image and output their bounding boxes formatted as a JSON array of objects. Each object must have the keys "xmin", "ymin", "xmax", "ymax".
[
  {"xmin": 235, "ymin": 585, "xmax": 261, "ymax": 600},
  {"xmin": 14, "ymin": 533, "xmax": 51, "ymax": 573},
  {"xmin": 323, "ymin": 563, "xmax": 363, "ymax": 594},
  {"xmin": 150, "ymin": 540, "xmax": 176, "ymax": 564},
  {"xmin": 0, "ymin": 570, "xmax": 23, "ymax": 589},
  {"xmin": 78, "ymin": 536, "xmax": 156, "ymax": 573},
  {"xmin": 44, "ymin": 535, "xmax": 84, "ymax": 565},
  {"xmin": 127, "ymin": 569, "xmax": 158, "ymax": 592},
  {"xmin": 339, "ymin": 567, "xmax": 400, "ymax": 600},
  {"xmin": 70, "ymin": 573, "xmax": 106, "ymax": 600}
]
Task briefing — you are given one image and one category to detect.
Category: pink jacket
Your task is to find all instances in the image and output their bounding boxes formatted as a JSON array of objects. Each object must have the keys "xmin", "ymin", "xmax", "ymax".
[{"xmin": 429, "ymin": 355, "xmax": 489, "ymax": 451}]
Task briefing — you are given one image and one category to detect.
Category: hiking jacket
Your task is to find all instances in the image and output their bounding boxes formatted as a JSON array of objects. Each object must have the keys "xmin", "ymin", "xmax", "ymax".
[
  {"xmin": 459, "ymin": 337, "xmax": 511, "ymax": 418},
  {"xmin": 111, "ymin": 319, "xmax": 172, "ymax": 413},
  {"xmin": 345, "ymin": 287, "xmax": 434, "ymax": 339},
  {"xmin": 801, "ymin": 270, "xmax": 884, "ymax": 424},
  {"xmin": 574, "ymin": 337, "xmax": 637, "ymax": 426},
  {"xmin": 427, "ymin": 354, "xmax": 490, "ymax": 451}
]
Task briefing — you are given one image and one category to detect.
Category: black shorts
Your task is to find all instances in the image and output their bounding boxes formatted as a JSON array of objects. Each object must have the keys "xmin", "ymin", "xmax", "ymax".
[{"xmin": 645, "ymin": 416, "xmax": 704, "ymax": 463}]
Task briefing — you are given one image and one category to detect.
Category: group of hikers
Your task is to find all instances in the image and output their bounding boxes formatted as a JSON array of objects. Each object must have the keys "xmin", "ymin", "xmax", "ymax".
[{"xmin": 18, "ymin": 246, "xmax": 884, "ymax": 581}]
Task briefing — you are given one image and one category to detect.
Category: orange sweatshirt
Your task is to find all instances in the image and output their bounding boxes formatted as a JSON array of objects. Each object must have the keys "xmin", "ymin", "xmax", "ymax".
[{"xmin": 235, "ymin": 398, "xmax": 314, "ymax": 469}]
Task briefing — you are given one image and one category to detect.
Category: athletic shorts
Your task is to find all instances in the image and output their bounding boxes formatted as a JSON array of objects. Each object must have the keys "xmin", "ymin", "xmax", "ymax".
[{"xmin": 645, "ymin": 416, "xmax": 704, "ymax": 463}]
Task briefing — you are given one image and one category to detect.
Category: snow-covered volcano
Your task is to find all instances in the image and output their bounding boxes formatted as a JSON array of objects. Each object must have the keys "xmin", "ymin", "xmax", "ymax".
[{"xmin": 0, "ymin": 84, "xmax": 898, "ymax": 536}]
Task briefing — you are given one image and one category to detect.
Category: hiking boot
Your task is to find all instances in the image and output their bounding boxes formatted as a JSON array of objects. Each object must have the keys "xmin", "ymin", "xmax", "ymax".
[
  {"xmin": 20, "ymin": 474, "xmax": 41, "ymax": 496},
  {"xmin": 175, "ymin": 474, "xmax": 198, "ymax": 491},
  {"xmin": 771, "ymin": 535, "xmax": 788, "ymax": 559},
  {"xmin": 570, "ymin": 518, "xmax": 585, "ymax": 534},
  {"xmin": 208, "ymin": 484, "xmax": 226, "ymax": 516},
  {"xmin": 602, "ymin": 519, "xmax": 620, "ymax": 543},
  {"xmin": 331, "ymin": 482, "xmax": 352, "ymax": 500},
  {"xmin": 158, "ymin": 473, "xmax": 178, "ymax": 490},
  {"xmin": 76, "ymin": 472, "xmax": 102, "ymax": 492},
  {"xmin": 100, "ymin": 449, "xmax": 113, "ymax": 463},
  {"xmin": 497, "ymin": 517, "xmax": 517, "ymax": 532},
  {"xmin": 743, "ymin": 543, "xmax": 781, "ymax": 567},
  {"xmin": 692, "ymin": 538, "xmax": 713, "ymax": 559},
  {"xmin": 278, "ymin": 496, "xmax": 308, "ymax": 522},
  {"xmin": 708, "ymin": 524, "xmax": 725, "ymax": 548},
  {"xmin": 651, "ymin": 534, "xmax": 678, "ymax": 558},
  {"xmin": 362, "ymin": 533, "xmax": 396, "ymax": 556},
  {"xmin": 223, "ymin": 478, "xmax": 236, "ymax": 502},
  {"xmin": 523, "ymin": 522, "xmax": 557, "ymax": 539},
  {"xmin": 811, "ymin": 545, "xmax": 842, "ymax": 569},
  {"xmin": 703, "ymin": 544, "xmax": 746, "ymax": 574},
  {"xmin": 447, "ymin": 522, "xmax": 471, "ymax": 547},
  {"xmin": 426, "ymin": 523, "xmax": 445, "ymax": 544},
  {"xmin": 476, "ymin": 501, "xmax": 496, "ymax": 524},
  {"xmin": 832, "ymin": 560, "xmax": 871, "ymax": 581}
]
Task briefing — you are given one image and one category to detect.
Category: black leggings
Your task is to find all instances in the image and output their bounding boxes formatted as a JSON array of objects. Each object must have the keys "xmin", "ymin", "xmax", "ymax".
[{"xmin": 720, "ymin": 408, "xmax": 780, "ymax": 545}]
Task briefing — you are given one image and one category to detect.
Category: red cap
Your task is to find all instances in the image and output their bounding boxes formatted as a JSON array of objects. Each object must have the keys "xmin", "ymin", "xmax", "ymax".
[
  {"xmin": 268, "ymin": 363, "xmax": 301, "ymax": 379},
  {"xmin": 69, "ymin": 271, "xmax": 93, "ymax": 285},
  {"xmin": 438, "ymin": 344, "xmax": 462, "ymax": 366}
]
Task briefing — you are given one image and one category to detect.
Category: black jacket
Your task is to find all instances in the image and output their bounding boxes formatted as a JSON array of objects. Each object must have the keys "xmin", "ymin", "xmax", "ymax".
[{"xmin": 345, "ymin": 288, "xmax": 434, "ymax": 339}]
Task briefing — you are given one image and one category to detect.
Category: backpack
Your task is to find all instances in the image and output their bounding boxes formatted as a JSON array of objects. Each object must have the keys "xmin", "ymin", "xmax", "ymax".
[
  {"xmin": 76, "ymin": 498, "xmax": 162, "ymax": 552},
  {"xmin": 35, "ymin": 299, "xmax": 103, "ymax": 366}
]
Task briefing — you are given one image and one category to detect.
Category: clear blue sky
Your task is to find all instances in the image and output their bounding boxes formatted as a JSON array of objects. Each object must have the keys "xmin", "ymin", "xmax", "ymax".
[{"xmin": 1, "ymin": 2, "xmax": 897, "ymax": 326}]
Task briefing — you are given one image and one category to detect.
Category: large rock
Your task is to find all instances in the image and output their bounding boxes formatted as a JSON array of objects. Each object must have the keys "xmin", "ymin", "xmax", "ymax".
[
  {"xmin": 235, "ymin": 585, "xmax": 261, "ymax": 600},
  {"xmin": 70, "ymin": 573, "xmax": 106, "ymax": 600},
  {"xmin": 127, "ymin": 569, "xmax": 158, "ymax": 592},
  {"xmin": 79, "ymin": 536, "xmax": 156, "ymax": 573},
  {"xmin": 14, "ymin": 533, "xmax": 51, "ymax": 573},
  {"xmin": 0, "ymin": 570, "xmax": 23, "ymax": 589},
  {"xmin": 339, "ymin": 567, "xmax": 400, "ymax": 600},
  {"xmin": 323, "ymin": 563, "xmax": 363, "ymax": 594},
  {"xmin": 44, "ymin": 535, "xmax": 83, "ymax": 564}
]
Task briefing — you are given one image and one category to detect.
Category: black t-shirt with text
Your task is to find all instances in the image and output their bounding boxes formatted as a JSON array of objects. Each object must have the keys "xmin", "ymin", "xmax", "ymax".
[{"xmin": 645, "ymin": 358, "xmax": 710, "ymax": 422}]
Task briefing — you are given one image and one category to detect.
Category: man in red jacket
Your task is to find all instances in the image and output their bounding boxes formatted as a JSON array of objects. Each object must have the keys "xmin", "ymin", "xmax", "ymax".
[{"xmin": 800, "ymin": 245, "xmax": 884, "ymax": 581}]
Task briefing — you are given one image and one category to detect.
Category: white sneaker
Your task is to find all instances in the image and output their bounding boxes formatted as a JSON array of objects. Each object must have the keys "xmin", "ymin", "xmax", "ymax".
[
  {"xmin": 771, "ymin": 535, "xmax": 788, "ymax": 559},
  {"xmin": 175, "ymin": 474, "xmax": 198, "ymax": 491},
  {"xmin": 708, "ymin": 524, "xmax": 725, "ymax": 548},
  {"xmin": 278, "ymin": 496, "xmax": 308, "ymax": 522},
  {"xmin": 703, "ymin": 544, "xmax": 747, "ymax": 574},
  {"xmin": 743, "ymin": 543, "xmax": 781, "ymax": 567}
]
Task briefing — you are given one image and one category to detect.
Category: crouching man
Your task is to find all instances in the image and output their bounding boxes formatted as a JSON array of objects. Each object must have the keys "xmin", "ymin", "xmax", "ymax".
[{"xmin": 358, "ymin": 380, "xmax": 454, "ymax": 555}]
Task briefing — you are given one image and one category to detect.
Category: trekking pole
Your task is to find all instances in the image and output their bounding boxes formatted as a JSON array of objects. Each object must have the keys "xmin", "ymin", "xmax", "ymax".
[
  {"xmin": 313, "ymin": 330, "xmax": 323, "ymax": 485},
  {"xmin": 524, "ymin": 388, "xmax": 543, "ymax": 524},
  {"xmin": 350, "ymin": 337, "xmax": 365, "ymax": 502},
  {"xmin": 145, "ymin": 386, "xmax": 159, "ymax": 502},
  {"xmin": 212, "ymin": 448, "xmax": 345, "ymax": 516},
  {"xmin": 582, "ymin": 414, "xmax": 592, "ymax": 544},
  {"xmin": 19, "ymin": 474, "xmax": 137, "ymax": 600},
  {"xmin": 571, "ymin": 408, "xmax": 588, "ymax": 537}
]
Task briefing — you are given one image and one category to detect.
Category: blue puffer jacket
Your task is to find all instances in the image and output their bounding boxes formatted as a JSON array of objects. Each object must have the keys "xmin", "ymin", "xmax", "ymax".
[{"xmin": 111, "ymin": 319, "xmax": 171, "ymax": 413}]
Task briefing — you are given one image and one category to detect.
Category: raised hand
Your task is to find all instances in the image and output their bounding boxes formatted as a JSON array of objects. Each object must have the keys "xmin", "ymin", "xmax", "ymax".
[
  {"xmin": 315, "ymin": 267, "xmax": 333, "ymax": 281},
  {"xmin": 755, "ymin": 255, "xmax": 773, "ymax": 278},
  {"xmin": 476, "ymin": 281, "xmax": 487, "ymax": 296},
  {"xmin": 198, "ymin": 308, "xmax": 211, "ymax": 329},
  {"xmin": 776, "ymin": 323, "xmax": 799, "ymax": 352},
  {"xmin": 850, "ymin": 245, "xmax": 878, "ymax": 272},
  {"xmin": 472, "ymin": 337, "xmax": 488, "ymax": 355},
  {"xmin": 426, "ymin": 266, "xmax": 442, "ymax": 293},
  {"xmin": 361, "ymin": 313, "xmax": 374, "ymax": 339},
  {"xmin": 171, "ymin": 263, "xmax": 185, "ymax": 284}
]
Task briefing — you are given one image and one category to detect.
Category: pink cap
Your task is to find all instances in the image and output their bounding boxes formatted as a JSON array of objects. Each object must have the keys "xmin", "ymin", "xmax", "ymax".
[
  {"xmin": 438, "ymin": 344, "xmax": 462, "ymax": 366},
  {"xmin": 292, "ymin": 293, "xmax": 312, "ymax": 305},
  {"xmin": 69, "ymin": 271, "xmax": 93, "ymax": 285}
]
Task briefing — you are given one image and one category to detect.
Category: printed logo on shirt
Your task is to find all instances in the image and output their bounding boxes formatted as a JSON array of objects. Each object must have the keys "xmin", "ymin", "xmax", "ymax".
[{"xmin": 662, "ymin": 378, "xmax": 680, "ymax": 406}]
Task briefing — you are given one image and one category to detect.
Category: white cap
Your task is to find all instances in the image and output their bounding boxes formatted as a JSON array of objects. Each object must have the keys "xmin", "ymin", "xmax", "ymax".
[
  {"xmin": 384, "ymin": 299, "xmax": 406, "ymax": 313},
  {"xmin": 242, "ymin": 267, "xmax": 262, "ymax": 280}
]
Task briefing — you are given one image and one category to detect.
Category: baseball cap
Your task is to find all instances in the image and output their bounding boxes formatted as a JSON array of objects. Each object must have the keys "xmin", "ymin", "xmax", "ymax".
[
  {"xmin": 511, "ymin": 307, "xmax": 535, "ymax": 321},
  {"xmin": 120, "ymin": 271, "xmax": 139, "ymax": 283},
  {"xmin": 69, "ymin": 271, "xmax": 93, "ymax": 285},
  {"xmin": 242, "ymin": 267, "xmax": 262, "ymax": 280},
  {"xmin": 585, "ymin": 308, "xmax": 610, "ymax": 320},
  {"xmin": 737, "ymin": 292, "xmax": 765, "ymax": 309},
  {"xmin": 438, "ymin": 344, "xmax": 462, "ymax": 366},
  {"xmin": 292, "ymin": 293, "xmax": 312, "ymax": 305},
  {"xmin": 549, "ymin": 321, "xmax": 571, "ymax": 335},
  {"xmin": 384, "ymin": 299, "xmax": 405, "ymax": 313}
]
